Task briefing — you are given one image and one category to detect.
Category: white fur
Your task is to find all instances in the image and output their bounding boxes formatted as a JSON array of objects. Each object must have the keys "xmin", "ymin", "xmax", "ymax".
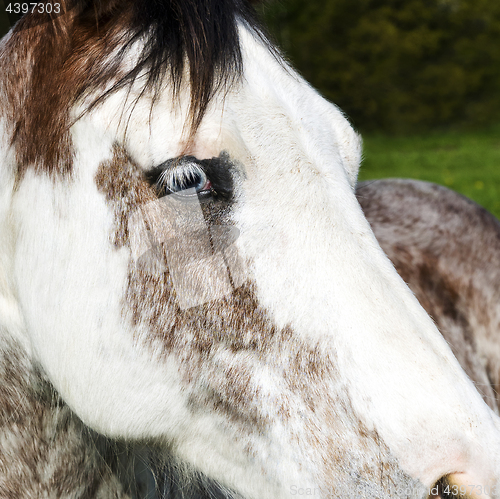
[
  {"xmin": 2, "ymin": 23, "xmax": 500, "ymax": 499},
  {"xmin": 230, "ymin": 30, "xmax": 500, "ymax": 489},
  {"xmin": 0, "ymin": 118, "xmax": 30, "ymax": 354}
]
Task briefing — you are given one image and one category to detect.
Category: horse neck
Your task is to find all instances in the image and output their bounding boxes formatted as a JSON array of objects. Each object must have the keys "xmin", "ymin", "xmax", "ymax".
[
  {"xmin": 446, "ymin": 203, "xmax": 500, "ymax": 404},
  {"xmin": 0, "ymin": 329, "xmax": 130, "ymax": 496},
  {"xmin": 0, "ymin": 162, "xmax": 118, "ymax": 493},
  {"xmin": 0, "ymin": 136, "xmax": 24, "ymax": 354}
]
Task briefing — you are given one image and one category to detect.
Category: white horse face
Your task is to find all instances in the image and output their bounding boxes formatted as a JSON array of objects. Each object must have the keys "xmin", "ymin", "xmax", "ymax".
[{"xmin": 2, "ymin": 11, "xmax": 500, "ymax": 499}]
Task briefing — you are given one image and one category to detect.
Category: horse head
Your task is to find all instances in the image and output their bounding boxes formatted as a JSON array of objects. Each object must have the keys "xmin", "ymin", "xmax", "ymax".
[{"xmin": 0, "ymin": 1, "xmax": 499, "ymax": 497}]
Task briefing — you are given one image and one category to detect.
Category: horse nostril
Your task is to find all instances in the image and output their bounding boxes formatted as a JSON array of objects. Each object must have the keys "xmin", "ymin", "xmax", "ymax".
[{"xmin": 428, "ymin": 474, "xmax": 491, "ymax": 499}]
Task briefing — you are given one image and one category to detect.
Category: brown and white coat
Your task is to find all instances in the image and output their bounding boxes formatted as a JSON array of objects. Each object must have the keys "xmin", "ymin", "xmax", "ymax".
[{"xmin": 1, "ymin": 1, "xmax": 500, "ymax": 498}]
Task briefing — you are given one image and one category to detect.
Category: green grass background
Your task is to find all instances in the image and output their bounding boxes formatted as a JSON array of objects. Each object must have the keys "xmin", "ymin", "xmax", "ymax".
[{"xmin": 359, "ymin": 124, "xmax": 500, "ymax": 220}]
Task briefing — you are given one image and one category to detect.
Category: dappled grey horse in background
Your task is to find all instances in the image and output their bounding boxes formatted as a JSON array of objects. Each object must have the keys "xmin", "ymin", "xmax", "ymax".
[
  {"xmin": 358, "ymin": 179, "xmax": 500, "ymax": 415},
  {"xmin": 1, "ymin": 0, "xmax": 500, "ymax": 497}
]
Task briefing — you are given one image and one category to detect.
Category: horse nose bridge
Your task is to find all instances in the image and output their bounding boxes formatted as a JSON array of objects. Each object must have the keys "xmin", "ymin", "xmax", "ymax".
[
  {"xmin": 240, "ymin": 174, "xmax": 429, "ymax": 334},
  {"xmin": 239, "ymin": 181, "xmax": 500, "ymax": 494}
]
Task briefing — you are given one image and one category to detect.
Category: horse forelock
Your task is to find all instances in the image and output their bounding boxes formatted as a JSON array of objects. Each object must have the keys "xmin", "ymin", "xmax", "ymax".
[{"xmin": 3, "ymin": 0, "xmax": 268, "ymax": 179}]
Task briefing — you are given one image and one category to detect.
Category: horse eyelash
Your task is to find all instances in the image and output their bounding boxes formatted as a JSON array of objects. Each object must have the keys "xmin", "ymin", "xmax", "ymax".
[
  {"xmin": 146, "ymin": 157, "xmax": 209, "ymax": 197},
  {"xmin": 157, "ymin": 162, "xmax": 205, "ymax": 189},
  {"xmin": 145, "ymin": 154, "xmax": 235, "ymax": 201}
]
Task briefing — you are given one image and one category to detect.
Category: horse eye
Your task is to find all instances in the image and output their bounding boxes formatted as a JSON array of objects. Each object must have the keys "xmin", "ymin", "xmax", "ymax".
[
  {"xmin": 157, "ymin": 163, "xmax": 211, "ymax": 197},
  {"xmin": 168, "ymin": 168, "xmax": 208, "ymax": 193}
]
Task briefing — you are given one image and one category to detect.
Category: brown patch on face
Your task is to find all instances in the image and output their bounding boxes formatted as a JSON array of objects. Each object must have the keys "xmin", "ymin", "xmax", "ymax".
[
  {"xmin": 94, "ymin": 146, "xmax": 278, "ymax": 426},
  {"xmin": 94, "ymin": 148, "xmax": 419, "ymax": 494},
  {"xmin": 95, "ymin": 145, "xmax": 156, "ymax": 247},
  {"xmin": 2, "ymin": 1, "xmax": 132, "ymax": 179}
]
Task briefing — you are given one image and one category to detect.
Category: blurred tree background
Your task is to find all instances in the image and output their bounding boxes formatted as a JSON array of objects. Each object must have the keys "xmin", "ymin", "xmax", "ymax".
[
  {"xmin": 0, "ymin": 1, "xmax": 10, "ymax": 36},
  {"xmin": 257, "ymin": 0, "xmax": 500, "ymax": 217},
  {"xmin": 257, "ymin": 0, "xmax": 500, "ymax": 133},
  {"xmin": 2, "ymin": 0, "xmax": 499, "ymax": 134}
]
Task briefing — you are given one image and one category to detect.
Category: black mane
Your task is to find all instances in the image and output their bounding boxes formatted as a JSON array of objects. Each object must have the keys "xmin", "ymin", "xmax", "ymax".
[
  {"xmin": 80, "ymin": 0, "xmax": 269, "ymax": 134},
  {"xmin": 8, "ymin": 0, "xmax": 272, "ymax": 177}
]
